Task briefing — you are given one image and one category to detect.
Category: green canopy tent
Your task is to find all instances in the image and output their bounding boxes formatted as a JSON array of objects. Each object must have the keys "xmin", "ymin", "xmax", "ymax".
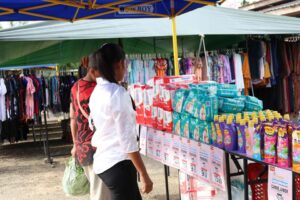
[
  {"xmin": 0, "ymin": 6, "xmax": 300, "ymax": 67},
  {"xmin": 0, "ymin": 35, "xmax": 245, "ymax": 67}
]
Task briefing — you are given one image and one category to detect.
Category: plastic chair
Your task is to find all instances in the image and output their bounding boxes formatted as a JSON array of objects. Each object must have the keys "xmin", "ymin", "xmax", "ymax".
[{"xmin": 248, "ymin": 163, "xmax": 268, "ymax": 200}]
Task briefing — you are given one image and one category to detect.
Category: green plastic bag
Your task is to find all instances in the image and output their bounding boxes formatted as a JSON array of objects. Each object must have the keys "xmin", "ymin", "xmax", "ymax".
[{"xmin": 62, "ymin": 157, "xmax": 90, "ymax": 196}]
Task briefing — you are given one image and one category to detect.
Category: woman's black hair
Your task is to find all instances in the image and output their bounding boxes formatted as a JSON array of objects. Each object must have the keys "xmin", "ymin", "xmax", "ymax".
[
  {"xmin": 90, "ymin": 43, "xmax": 125, "ymax": 84},
  {"xmin": 78, "ymin": 65, "xmax": 87, "ymax": 79}
]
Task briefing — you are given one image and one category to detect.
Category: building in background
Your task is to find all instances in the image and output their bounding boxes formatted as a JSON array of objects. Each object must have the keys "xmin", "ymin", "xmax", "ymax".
[{"xmin": 240, "ymin": 0, "xmax": 300, "ymax": 17}]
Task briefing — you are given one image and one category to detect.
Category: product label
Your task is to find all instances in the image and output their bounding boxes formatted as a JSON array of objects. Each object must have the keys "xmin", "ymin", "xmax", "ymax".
[
  {"xmin": 162, "ymin": 132, "xmax": 172, "ymax": 166},
  {"xmin": 237, "ymin": 127, "xmax": 243, "ymax": 149},
  {"xmin": 197, "ymin": 142, "xmax": 211, "ymax": 183},
  {"xmin": 187, "ymin": 140, "xmax": 199, "ymax": 177},
  {"xmin": 223, "ymin": 129, "xmax": 231, "ymax": 146},
  {"xmin": 210, "ymin": 146, "xmax": 226, "ymax": 191},
  {"xmin": 264, "ymin": 126, "xmax": 275, "ymax": 136},
  {"xmin": 268, "ymin": 166, "xmax": 292, "ymax": 200}
]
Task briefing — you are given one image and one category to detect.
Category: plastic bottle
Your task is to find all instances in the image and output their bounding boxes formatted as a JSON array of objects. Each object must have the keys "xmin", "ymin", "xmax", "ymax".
[
  {"xmin": 246, "ymin": 120, "xmax": 255, "ymax": 157},
  {"xmin": 237, "ymin": 119, "xmax": 247, "ymax": 154},
  {"xmin": 224, "ymin": 117, "xmax": 238, "ymax": 151}
]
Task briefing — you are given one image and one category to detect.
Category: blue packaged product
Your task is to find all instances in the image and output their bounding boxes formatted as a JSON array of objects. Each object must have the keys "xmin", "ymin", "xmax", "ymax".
[
  {"xmin": 189, "ymin": 117, "xmax": 201, "ymax": 141},
  {"xmin": 183, "ymin": 89, "xmax": 198, "ymax": 117},
  {"xmin": 217, "ymin": 84, "xmax": 239, "ymax": 98},
  {"xmin": 245, "ymin": 96, "xmax": 263, "ymax": 111},
  {"xmin": 220, "ymin": 98, "xmax": 245, "ymax": 113},
  {"xmin": 172, "ymin": 89, "xmax": 189, "ymax": 113},
  {"xmin": 197, "ymin": 95, "xmax": 218, "ymax": 122},
  {"xmin": 180, "ymin": 114, "xmax": 190, "ymax": 138}
]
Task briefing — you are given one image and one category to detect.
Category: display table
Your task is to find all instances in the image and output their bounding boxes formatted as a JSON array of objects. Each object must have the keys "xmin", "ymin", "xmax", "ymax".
[{"xmin": 139, "ymin": 125, "xmax": 300, "ymax": 200}]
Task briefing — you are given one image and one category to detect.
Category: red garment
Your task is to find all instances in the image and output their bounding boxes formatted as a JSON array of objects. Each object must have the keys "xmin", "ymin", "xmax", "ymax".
[
  {"xmin": 31, "ymin": 76, "xmax": 40, "ymax": 115},
  {"xmin": 70, "ymin": 79, "xmax": 96, "ymax": 166}
]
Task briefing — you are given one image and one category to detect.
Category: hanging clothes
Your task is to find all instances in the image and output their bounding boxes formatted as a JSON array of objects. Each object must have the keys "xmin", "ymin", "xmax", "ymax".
[
  {"xmin": 233, "ymin": 53, "xmax": 245, "ymax": 92},
  {"xmin": 242, "ymin": 53, "xmax": 251, "ymax": 96},
  {"xmin": 24, "ymin": 77, "xmax": 36, "ymax": 120},
  {"xmin": 0, "ymin": 78, "xmax": 7, "ymax": 121}
]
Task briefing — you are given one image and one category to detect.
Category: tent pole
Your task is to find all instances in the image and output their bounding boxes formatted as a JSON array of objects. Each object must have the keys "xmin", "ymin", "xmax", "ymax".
[
  {"xmin": 202, "ymin": 35, "xmax": 209, "ymax": 75},
  {"xmin": 171, "ymin": 16, "xmax": 179, "ymax": 76}
]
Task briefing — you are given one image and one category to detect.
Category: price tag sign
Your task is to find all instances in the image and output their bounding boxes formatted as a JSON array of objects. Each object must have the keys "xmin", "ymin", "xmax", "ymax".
[
  {"xmin": 210, "ymin": 146, "xmax": 226, "ymax": 191},
  {"xmin": 197, "ymin": 142, "xmax": 211, "ymax": 183},
  {"xmin": 268, "ymin": 166, "xmax": 292, "ymax": 200},
  {"xmin": 170, "ymin": 134, "xmax": 181, "ymax": 169},
  {"xmin": 180, "ymin": 137, "xmax": 189, "ymax": 173},
  {"xmin": 162, "ymin": 132, "xmax": 172, "ymax": 166},
  {"xmin": 153, "ymin": 130, "xmax": 163, "ymax": 162},
  {"xmin": 146, "ymin": 128, "xmax": 155, "ymax": 159},
  {"xmin": 139, "ymin": 126, "xmax": 147, "ymax": 156},
  {"xmin": 187, "ymin": 139, "xmax": 199, "ymax": 177}
]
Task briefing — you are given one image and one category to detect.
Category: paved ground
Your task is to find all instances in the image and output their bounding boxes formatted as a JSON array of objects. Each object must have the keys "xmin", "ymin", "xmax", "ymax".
[{"xmin": 0, "ymin": 140, "xmax": 180, "ymax": 200}]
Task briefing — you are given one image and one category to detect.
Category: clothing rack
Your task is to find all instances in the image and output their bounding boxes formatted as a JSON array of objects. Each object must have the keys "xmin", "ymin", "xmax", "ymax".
[
  {"xmin": 206, "ymin": 47, "xmax": 247, "ymax": 54},
  {"xmin": 0, "ymin": 66, "xmax": 54, "ymax": 165}
]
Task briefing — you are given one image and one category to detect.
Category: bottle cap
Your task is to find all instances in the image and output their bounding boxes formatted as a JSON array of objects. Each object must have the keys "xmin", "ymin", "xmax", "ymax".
[
  {"xmin": 284, "ymin": 114, "xmax": 290, "ymax": 121},
  {"xmin": 248, "ymin": 120, "xmax": 254, "ymax": 127},
  {"xmin": 240, "ymin": 119, "xmax": 246, "ymax": 126}
]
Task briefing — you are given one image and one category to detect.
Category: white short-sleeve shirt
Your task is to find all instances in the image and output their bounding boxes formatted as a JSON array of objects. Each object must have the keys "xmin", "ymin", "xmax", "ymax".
[{"xmin": 89, "ymin": 77, "xmax": 139, "ymax": 174}]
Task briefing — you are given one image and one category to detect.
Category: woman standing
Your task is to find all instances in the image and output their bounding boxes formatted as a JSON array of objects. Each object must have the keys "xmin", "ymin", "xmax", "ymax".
[
  {"xmin": 70, "ymin": 57, "xmax": 110, "ymax": 200},
  {"xmin": 89, "ymin": 43, "xmax": 153, "ymax": 200}
]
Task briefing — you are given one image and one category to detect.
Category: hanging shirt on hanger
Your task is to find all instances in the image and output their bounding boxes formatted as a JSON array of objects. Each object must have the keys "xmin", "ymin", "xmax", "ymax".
[
  {"xmin": 233, "ymin": 53, "xmax": 245, "ymax": 92},
  {"xmin": 25, "ymin": 77, "xmax": 36, "ymax": 120},
  {"xmin": 242, "ymin": 53, "xmax": 251, "ymax": 96},
  {"xmin": 0, "ymin": 78, "xmax": 7, "ymax": 121}
]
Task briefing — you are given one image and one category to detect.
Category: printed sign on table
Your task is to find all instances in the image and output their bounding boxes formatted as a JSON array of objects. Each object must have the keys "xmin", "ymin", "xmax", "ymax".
[
  {"xmin": 268, "ymin": 166, "xmax": 292, "ymax": 200},
  {"xmin": 197, "ymin": 142, "xmax": 211, "ymax": 183},
  {"xmin": 153, "ymin": 130, "xmax": 163, "ymax": 162},
  {"xmin": 186, "ymin": 139, "xmax": 199, "ymax": 177},
  {"xmin": 146, "ymin": 128, "xmax": 155, "ymax": 160},
  {"xmin": 180, "ymin": 137, "xmax": 189, "ymax": 173},
  {"xmin": 170, "ymin": 134, "xmax": 181, "ymax": 169},
  {"xmin": 210, "ymin": 146, "xmax": 226, "ymax": 191},
  {"xmin": 161, "ymin": 132, "xmax": 172, "ymax": 166},
  {"xmin": 139, "ymin": 126, "xmax": 147, "ymax": 156}
]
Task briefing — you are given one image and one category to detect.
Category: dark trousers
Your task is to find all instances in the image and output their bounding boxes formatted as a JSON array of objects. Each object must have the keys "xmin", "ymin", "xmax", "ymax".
[{"xmin": 98, "ymin": 160, "xmax": 142, "ymax": 200}]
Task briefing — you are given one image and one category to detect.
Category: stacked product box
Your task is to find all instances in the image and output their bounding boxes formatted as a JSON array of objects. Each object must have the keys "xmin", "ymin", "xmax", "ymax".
[{"xmin": 130, "ymin": 75, "xmax": 196, "ymax": 132}]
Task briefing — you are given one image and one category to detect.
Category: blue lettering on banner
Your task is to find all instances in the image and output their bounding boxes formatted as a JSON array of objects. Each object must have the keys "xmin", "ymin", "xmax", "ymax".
[{"xmin": 116, "ymin": 4, "xmax": 156, "ymax": 16}]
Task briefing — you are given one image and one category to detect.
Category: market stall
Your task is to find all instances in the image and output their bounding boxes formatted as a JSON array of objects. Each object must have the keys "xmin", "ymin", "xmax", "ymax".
[{"xmin": 1, "ymin": 1, "xmax": 300, "ymax": 199}]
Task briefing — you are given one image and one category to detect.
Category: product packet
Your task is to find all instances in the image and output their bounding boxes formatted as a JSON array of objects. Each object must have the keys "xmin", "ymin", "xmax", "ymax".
[
  {"xmin": 237, "ymin": 119, "xmax": 247, "ymax": 154},
  {"xmin": 197, "ymin": 94, "xmax": 218, "ymax": 122},
  {"xmin": 189, "ymin": 117, "xmax": 201, "ymax": 141},
  {"xmin": 217, "ymin": 84, "xmax": 239, "ymax": 98},
  {"xmin": 183, "ymin": 89, "xmax": 198, "ymax": 117},
  {"xmin": 143, "ymin": 86, "xmax": 153, "ymax": 126},
  {"xmin": 253, "ymin": 123, "xmax": 263, "ymax": 161},
  {"xmin": 163, "ymin": 110, "xmax": 173, "ymax": 133},
  {"xmin": 223, "ymin": 117, "xmax": 237, "ymax": 151},
  {"xmin": 246, "ymin": 121, "xmax": 255, "ymax": 157},
  {"xmin": 173, "ymin": 112, "xmax": 181, "ymax": 135},
  {"xmin": 262, "ymin": 123, "xmax": 278, "ymax": 164},
  {"xmin": 292, "ymin": 127, "xmax": 300, "ymax": 173},
  {"xmin": 180, "ymin": 114, "xmax": 190, "ymax": 138},
  {"xmin": 277, "ymin": 124, "xmax": 290, "ymax": 168},
  {"xmin": 172, "ymin": 89, "xmax": 189, "ymax": 113}
]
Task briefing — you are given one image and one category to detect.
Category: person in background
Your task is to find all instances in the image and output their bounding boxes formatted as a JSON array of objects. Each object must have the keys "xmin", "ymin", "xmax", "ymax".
[
  {"xmin": 89, "ymin": 43, "xmax": 153, "ymax": 200},
  {"xmin": 70, "ymin": 57, "xmax": 110, "ymax": 200}
]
